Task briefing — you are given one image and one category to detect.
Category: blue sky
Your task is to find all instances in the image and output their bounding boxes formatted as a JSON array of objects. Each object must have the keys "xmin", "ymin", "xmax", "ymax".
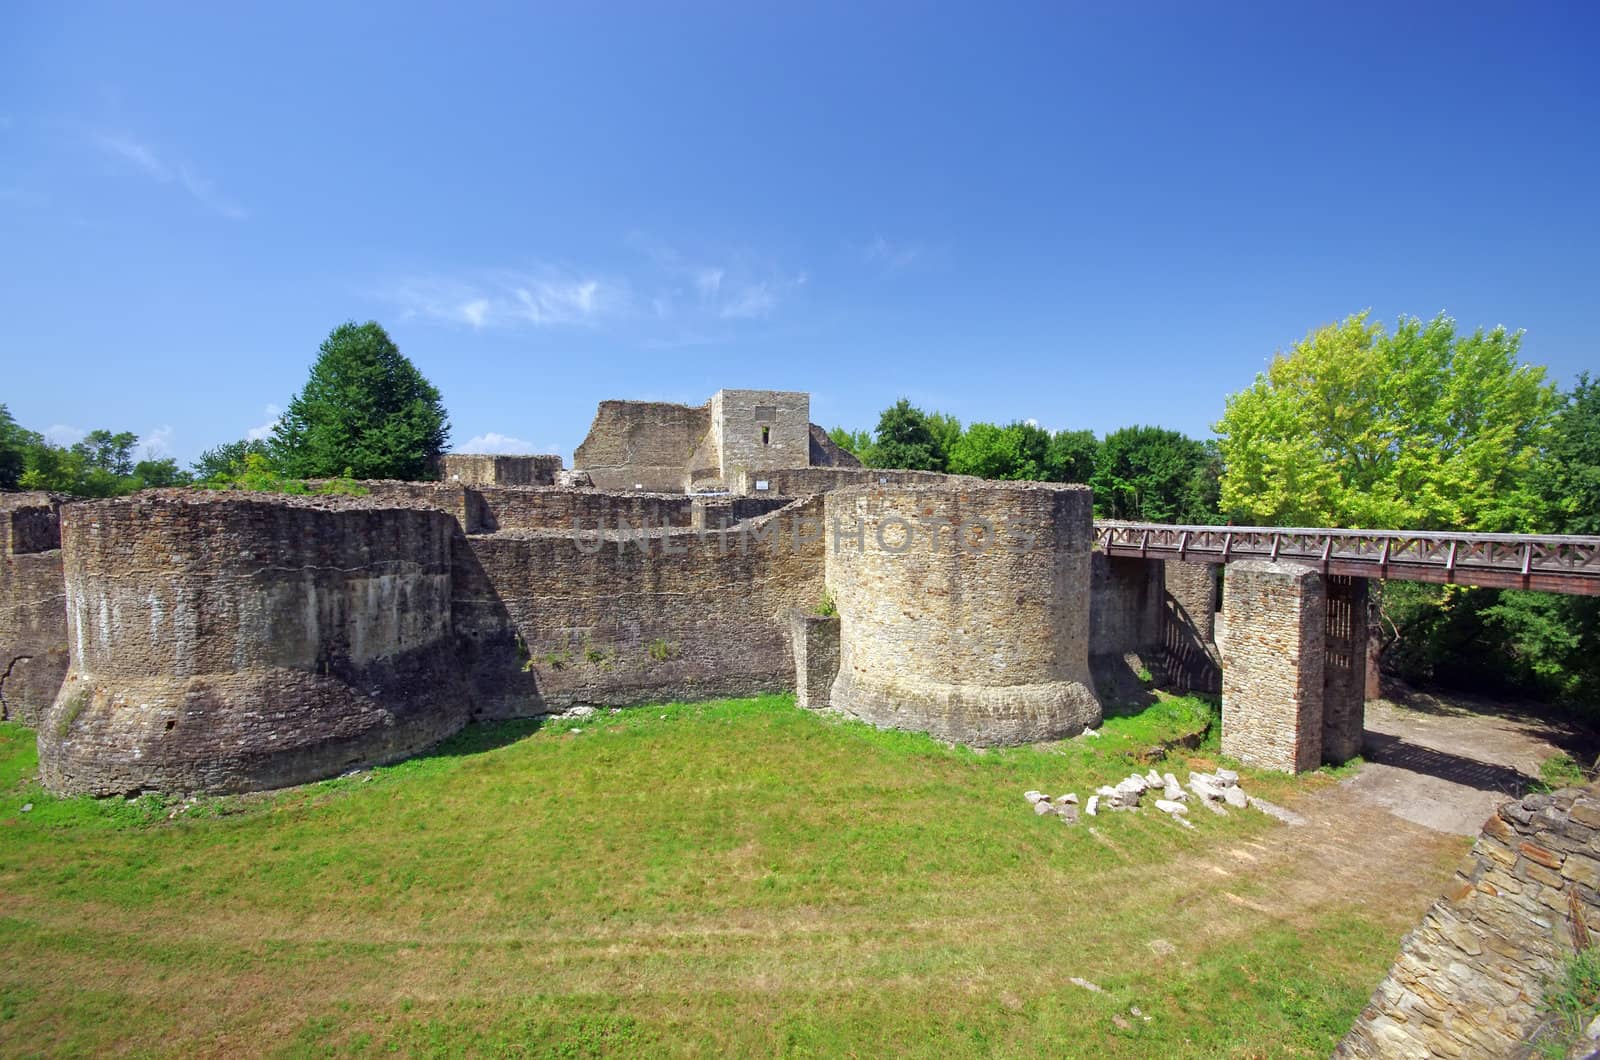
[{"xmin": 2, "ymin": 2, "xmax": 1596, "ymax": 466}]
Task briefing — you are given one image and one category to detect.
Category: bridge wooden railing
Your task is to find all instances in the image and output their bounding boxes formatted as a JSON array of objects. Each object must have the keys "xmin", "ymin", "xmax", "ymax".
[{"xmin": 1093, "ymin": 521, "xmax": 1600, "ymax": 595}]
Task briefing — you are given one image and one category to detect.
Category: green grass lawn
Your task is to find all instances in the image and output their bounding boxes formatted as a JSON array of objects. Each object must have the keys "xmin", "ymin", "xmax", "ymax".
[{"xmin": 0, "ymin": 695, "xmax": 1460, "ymax": 1057}]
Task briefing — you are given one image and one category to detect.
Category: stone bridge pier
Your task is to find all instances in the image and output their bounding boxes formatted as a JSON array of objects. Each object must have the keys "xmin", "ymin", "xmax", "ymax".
[{"xmin": 1219, "ymin": 560, "xmax": 1368, "ymax": 772}]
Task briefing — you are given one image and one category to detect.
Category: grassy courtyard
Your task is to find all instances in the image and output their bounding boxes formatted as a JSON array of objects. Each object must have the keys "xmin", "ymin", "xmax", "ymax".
[{"xmin": 0, "ymin": 695, "xmax": 1465, "ymax": 1057}]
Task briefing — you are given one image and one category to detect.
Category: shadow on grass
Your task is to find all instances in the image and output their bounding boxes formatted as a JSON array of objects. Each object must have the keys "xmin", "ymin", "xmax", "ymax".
[{"xmin": 406, "ymin": 715, "xmax": 549, "ymax": 763}]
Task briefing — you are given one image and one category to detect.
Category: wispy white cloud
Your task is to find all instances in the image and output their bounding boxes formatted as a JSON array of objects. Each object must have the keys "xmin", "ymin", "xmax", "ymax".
[
  {"xmin": 138, "ymin": 425, "xmax": 175, "ymax": 460},
  {"xmin": 385, "ymin": 241, "xmax": 805, "ymax": 336},
  {"xmin": 719, "ymin": 282, "xmax": 778, "ymax": 320},
  {"xmin": 246, "ymin": 404, "xmax": 281, "ymax": 442},
  {"xmin": 387, "ymin": 269, "xmax": 625, "ymax": 329},
  {"xmin": 92, "ymin": 132, "xmax": 248, "ymax": 220},
  {"xmin": 862, "ymin": 235, "xmax": 930, "ymax": 272},
  {"xmin": 457, "ymin": 432, "xmax": 554, "ymax": 455},
  {"xmin": 43, "ymin": 424, "xmax": 85, "ymax": 447}
]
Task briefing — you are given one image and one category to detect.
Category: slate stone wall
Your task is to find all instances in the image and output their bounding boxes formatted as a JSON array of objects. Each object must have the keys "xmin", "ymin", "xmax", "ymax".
[
  {"xmin": 38, "ymin": 492, "xmax": 471, "ymax": 795},
  {"xmin": 1338, "ymin": 786, "xmax": 1600, "ymax": 1058},
  {"xmin": 1220, "ymin": 560, "xmax": 1325, "ymax": 772},
  {"xmin": 0, "ymin": 493, "xmax": 68, "ymax": 726},
  {"xmin": 825, "ymin": 483, "xmax": 1101, "ymax": 746}
]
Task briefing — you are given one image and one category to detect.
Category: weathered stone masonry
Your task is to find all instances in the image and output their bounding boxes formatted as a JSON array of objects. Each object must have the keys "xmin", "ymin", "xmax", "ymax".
[
  {"xmin": 42, "ymin": 493, "xmax": 471, "ymax": 796},
  {"xmin": 826, "ymin": 483, "xmax": 1102, "ymax": 746},
  {"xmin": 1220, "ymin": 560, "xmax": 1327, "ymax": 773},
  {"xmin": 1338, "ymin": 785, "xmax": 1600, "ymax": 1058},
  {"xmin": 0, "ymin": 493, "xmax": 68, "ymax": 726}
]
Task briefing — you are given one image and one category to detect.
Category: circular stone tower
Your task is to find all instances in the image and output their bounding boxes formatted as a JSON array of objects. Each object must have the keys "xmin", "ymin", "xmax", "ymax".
[
  {"xmin": 39, "ymin": 492, "xmax": 470, "ymax": 795},
  {"xmin": 824, "ymin": 482, "xmax": 1101, "ymax": 745}
]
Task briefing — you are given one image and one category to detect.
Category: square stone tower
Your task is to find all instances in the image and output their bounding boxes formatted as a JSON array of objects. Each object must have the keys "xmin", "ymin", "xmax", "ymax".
[{"xmin": 710, "ymin": 389, "xmax": 810, "ymax": 486}]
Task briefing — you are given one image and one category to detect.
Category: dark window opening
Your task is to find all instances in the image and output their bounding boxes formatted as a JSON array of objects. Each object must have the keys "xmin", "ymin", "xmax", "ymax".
[{"xmin": 761, "ymin": 426, "xmax": 771, "ymax": 446}]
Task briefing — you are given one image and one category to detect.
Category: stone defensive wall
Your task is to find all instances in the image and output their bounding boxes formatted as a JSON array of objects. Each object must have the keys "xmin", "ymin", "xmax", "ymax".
[
  {"xmin": 5, "ymin": 458, "xmax": 1246, "ymax": 794},
  {"xmin": 574, "ymin": 399, "xmax": 713, "ymax": 492},
  {"xmin": 1338, "ymin": 784, "xmax": 1600, "ymax": 1057},
  {"xmin": 824, "ymin": 482, "xmax": 1102, "ymax": 746},
  {"xmin": 0, "ymin": 492, "xmax": 69, "ymax": 727},
  {"xmin": 463, "ymin": 494, "xmax": 826, "ymax": 716},
  {"xmin": 439, "ymin": 453, "xmax": 562, "ymax": 487},
  {"xmin": 735, "ymin": 466, "xmax": 981, "ymax": 497},
  {"xmin": 41, "ymin": 492, "xmax": 471, "ymax": 795}
]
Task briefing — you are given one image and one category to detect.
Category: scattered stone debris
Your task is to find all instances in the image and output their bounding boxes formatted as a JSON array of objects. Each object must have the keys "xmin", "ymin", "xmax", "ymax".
[
  {"xmin": 1248, "ymin": 798, "xmax": 1306, "ymax": 826},
  {"xmin": 20, "ymin": 803, "xmax": 32, "ymax": 813},
  {"xmin": 1068, "ymin": 977, "xmax": 1105, "ymax": 994},
  {"xmin": 1082, "ymin": 728, "xmax": 1100, "ymax": 739},
  {"xmin": 1147, "ymin": 938, "xmax": 1176, "ymax": 957},
  {"xmin": 1112, "ymin": 1014, "xmax": 1132, "ymax": 1030},
  {"xmin": 557, "ymin": 705, "xmax": 597, "ymax": 720},
  {"xmin": 1025, "ymin": 769, "xmax": 1290, "ymax": 829}
]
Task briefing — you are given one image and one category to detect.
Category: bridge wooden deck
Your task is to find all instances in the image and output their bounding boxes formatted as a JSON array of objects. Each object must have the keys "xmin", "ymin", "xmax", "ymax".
[{"xmin": 1094, "ymin": 521, "xmax": 1600, "ymax": 595}]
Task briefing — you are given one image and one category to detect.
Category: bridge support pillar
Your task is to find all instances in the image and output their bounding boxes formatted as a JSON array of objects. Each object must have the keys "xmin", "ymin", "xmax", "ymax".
[
  {"xmin": 1221, "ymin": 561, "xmax": 1326, "ymax": 772},
  {"xmin": 1321, "ymin": 575, "xmax": 1368, "ymax": 764}
]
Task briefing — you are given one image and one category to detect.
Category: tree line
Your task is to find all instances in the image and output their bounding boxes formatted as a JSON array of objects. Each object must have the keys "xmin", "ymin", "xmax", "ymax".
[
  {"xmin": 829, "ymin": 404, "xmax": 1221, "ymax": 524},
  {"xmin": 0, "ymin": 321, "xmax": 450, "ymax": 496}
]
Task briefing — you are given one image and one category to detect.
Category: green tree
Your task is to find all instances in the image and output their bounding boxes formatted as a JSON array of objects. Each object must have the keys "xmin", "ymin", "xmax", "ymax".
[
  {"xmin": 132, "ymin": 459, "xmax": 191, "ymax": 489},
  {"xmin": 1215, "ymin": 312, "xmax": 1559, "ymax": 531},
  {"xmin": 1044, "ymin": 428, "xmax": 1097, "ymax": 484},
  {"xmin": 1535, "ymin": 373, "xmax": 1600, "ymax": 536},
  {"xmin": 0, "ymin": 405, "xmax": 42, "ymax": 490},
  {"xmin": 826, "ymin": 427, "xmax": 876, "ymax": 465},
  {"xmin": 1091, "ymin": 425, "xmax": 1217, "ymax": 523},
  {"xmin": 270, "ymin": 322, "xmax": 450, "ymax": 480},
  {"xmin": 193, "ymin": 438, "xmax": 272, "ymax": 482},
  {"xmin": 925, "ymin": 412, "xmax": 963, "ymax": 466},
  {"xmin": 946, "ymin": 420, "xmax": 1053, "ymax": 480},
  {"xmin": 867, "ymin": 399, "xmax": 945, "ymax": 471}
]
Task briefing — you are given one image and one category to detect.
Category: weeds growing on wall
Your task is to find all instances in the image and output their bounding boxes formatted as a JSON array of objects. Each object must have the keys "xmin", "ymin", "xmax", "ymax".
[{"xmin": 1535, "ymin": 945, "xmax": 1600, "ymax": 1058}]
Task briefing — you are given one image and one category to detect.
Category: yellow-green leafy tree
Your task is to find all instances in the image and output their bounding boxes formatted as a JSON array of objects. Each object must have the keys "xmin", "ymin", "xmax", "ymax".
[{"xmin": 1215, "ymin": 312, "xmax": 1558, "ymax": 532}]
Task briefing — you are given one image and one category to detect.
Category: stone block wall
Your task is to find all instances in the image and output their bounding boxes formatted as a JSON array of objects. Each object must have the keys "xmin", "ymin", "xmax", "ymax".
[
  {"xmin": 736, "ymin": 466, "xmax": 976, "ymax": 497},
  {"xmin": 711, "ymin": 389, "xmax": 811, "ymax": 484},
  {"xmin": 0, "ymin": 493, "xmax": 68, "ymax": 726},
  {"xmin": 1220, "ymin": 560, "xmax": 1325, "ymax": 772},
  {"xmin": 39, "ymin": 492, "xmax": 472, "ymax": 795},
  {"xmin": 826, "ymin": 483, "xmax": 1101, "ymax": 746},
  {"xmin": 1338, "ymin": 786, "xmax": 1600, "ymax": 1058},
  {"xmin": 1161, "ymin": 559, "xmax": 1221, "ymax": 693},
  {"xmin": 461, "ymin": 495, "xmax": 827, "ymax": 715},
  {"xmin": 574, "ymin": 399, "xmax": 712, "ymax": 492},
  {"xmin": 790, "ymin": 610, "xmax": 840, "ymax": 710},
  {"xmin": 441, "ymin": 454, "xmax": 562, "ymax": 486}
]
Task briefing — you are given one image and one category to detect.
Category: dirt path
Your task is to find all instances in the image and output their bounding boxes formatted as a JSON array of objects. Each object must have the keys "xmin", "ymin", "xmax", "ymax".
[
  {"xmin": 1341, "ymin": 691, "xmax": 1586, "ymax": 835},
  {"xmin": 1182, "ymin": 692, "xmax": 1592, "ymax": 932}
]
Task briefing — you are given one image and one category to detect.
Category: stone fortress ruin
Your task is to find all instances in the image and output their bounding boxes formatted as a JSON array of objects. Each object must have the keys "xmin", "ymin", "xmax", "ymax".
[{"xmin": 2, "ymin": 387, "xmax": 1364, "ymax": 797}]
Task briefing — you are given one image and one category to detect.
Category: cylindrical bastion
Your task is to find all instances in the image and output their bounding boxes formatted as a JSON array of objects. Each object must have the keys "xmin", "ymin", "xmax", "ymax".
[
  {"xmin": 824, "ymin": 482, "xmax": 1101, "ymax": 745},
  {"xmin": 39, "ymin": 491, "xmax": 471, "ymax": 795}
]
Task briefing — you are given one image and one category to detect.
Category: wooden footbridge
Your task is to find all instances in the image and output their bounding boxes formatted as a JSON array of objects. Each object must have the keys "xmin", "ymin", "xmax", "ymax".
[{"xmin": 1094, "ymin": 521, "xmax": 1600, "ymax": 596}]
